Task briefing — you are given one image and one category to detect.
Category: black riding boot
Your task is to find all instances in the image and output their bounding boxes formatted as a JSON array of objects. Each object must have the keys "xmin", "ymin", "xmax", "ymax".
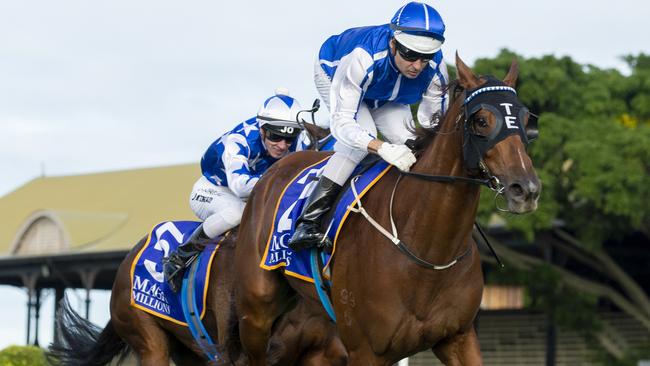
[
  {"xmin": 163, "ymin": 224, "xmax": 209, "ymax": 292},
  {"xmin": 288, "ymin": 176, "xmax": 341, "ymax": 252}
]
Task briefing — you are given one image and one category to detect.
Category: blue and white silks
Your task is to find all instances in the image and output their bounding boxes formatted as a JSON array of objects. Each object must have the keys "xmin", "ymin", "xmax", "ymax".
[
  {"xmin": 318, "ymin": 24, "xmax": 448, "ymax": 152},
  {"xmin": 319, "ymin": 24, "xmax": 445, "ymax": 107},
  {"xmin": 200, "ymin": 118, "xmax": 308, "ymax": 198}
]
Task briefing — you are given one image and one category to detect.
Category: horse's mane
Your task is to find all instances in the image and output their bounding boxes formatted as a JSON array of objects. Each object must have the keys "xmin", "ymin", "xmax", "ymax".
[{"xmin": 410, "ymin": 79, "xmax": 464, "ymax": 153}]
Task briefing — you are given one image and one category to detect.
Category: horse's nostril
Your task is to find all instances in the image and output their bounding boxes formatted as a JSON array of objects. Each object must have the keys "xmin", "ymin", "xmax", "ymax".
[{"xmin": 509, "ymin": 183, "xmax": 525, "ymax": 198}]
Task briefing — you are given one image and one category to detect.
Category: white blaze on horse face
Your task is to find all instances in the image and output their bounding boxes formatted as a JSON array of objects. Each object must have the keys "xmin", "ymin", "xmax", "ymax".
[{"xmin": 500, "ymin": 103, "xmax": 518, "ymax": 129}]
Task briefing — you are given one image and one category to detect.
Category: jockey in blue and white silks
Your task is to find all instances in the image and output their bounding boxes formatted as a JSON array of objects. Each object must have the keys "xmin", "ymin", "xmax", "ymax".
[
  {"xmin": 290, "ymin": 1, "xmax": 449, "ymax": 251},
  {"xmin": 198, "ymin": 116, "xmax": 307, "ymax": 199},
  {"xmin": 163, "ymin": 88, "xmax": 305, "ymax": 292}
]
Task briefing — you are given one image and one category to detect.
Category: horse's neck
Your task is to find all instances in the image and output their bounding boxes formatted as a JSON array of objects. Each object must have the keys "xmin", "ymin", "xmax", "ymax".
[{"xmin": 398, "ymin": 118, "xmax": 480, "ymax": 262}]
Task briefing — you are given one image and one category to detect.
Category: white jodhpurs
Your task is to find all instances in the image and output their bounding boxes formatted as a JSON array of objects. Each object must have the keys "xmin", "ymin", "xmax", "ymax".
[
  {"xmin": 189, "ymin": 176, "xmax": 246, "ymax": 239},
  {"xmin": 322, "ymin": 102, "xmax": 416, "ymax": 185}
]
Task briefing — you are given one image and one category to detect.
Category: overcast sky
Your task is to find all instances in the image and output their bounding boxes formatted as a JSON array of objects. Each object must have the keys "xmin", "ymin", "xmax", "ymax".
[{"xmin": 0, "ymin": 0, "xmax": 648, "ymax": 350}]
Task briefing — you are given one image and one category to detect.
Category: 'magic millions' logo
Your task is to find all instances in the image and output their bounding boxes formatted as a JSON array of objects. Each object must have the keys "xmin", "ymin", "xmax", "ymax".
[{"xmin": 133, "ymin": 275, "xmax": 171, "ymax": 314}]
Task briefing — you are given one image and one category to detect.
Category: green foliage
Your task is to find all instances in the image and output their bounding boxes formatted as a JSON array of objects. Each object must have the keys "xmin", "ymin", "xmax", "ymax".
[
  {"xmin": 0, "ymin": 345, "xmax": 47, "ymax": 366},
  {"xmin": 470, "ymin": 51, "xmax": 650, "ymax": 363},
  {"xmin": 473, "ymin": 49, "xmax": 650, "ymax": 247}
]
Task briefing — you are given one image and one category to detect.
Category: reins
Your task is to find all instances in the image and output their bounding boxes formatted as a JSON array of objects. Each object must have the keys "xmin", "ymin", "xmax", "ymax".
[
  {"xmin": 345, "ymin": 84, "xmax": 518, "ymax": 270},
  {"xmin": 348, "ymin": 174, "xmax": 473, "ymax": 270},
  {"xmin": 399, "ymin": 170, "xmax": 491, "ymax": 188}
]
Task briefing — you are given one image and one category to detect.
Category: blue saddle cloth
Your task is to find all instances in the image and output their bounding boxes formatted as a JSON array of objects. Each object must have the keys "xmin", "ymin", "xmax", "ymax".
[
  {"xmin": 260, "ymin": 156, "xmax": 391, "ymax": 282},
  {"xmin": 130, "ymin": 221, "xmax": 219, "ymax": 325}
]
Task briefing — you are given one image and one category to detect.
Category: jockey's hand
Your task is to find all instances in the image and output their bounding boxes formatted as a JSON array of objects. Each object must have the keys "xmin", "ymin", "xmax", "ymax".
[{"xmin": 377, "ymin": 143, "xmax": 416, "ymax": 172}]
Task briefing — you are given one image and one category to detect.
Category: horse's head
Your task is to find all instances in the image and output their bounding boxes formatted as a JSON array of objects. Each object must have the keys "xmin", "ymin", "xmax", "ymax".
[{"xmin": 455, "ymin": 54, "xmax": 541, "ymax": 213}]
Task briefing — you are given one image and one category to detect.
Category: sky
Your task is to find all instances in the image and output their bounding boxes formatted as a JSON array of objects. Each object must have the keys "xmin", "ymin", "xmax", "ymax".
[{"xmin": 0, "ymin": 0, "xmax": 648, "ymax": 351}]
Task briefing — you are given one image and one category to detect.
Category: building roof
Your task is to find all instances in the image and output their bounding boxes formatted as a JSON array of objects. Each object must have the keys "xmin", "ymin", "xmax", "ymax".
[{"xmin": 0, "ymin": 164, "xmax": 199, "ymax": 257}]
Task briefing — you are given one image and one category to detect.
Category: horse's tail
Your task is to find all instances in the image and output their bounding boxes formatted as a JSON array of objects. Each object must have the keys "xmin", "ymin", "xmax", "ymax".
[{"xmin": 48, "ymin": 298, "xmax": 130, "ymax": 366}]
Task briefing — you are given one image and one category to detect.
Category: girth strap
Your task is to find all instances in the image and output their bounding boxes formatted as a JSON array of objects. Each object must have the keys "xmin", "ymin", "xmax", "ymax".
[{"xmin": 180, "ymin": 253, "xmax": 221, "ymax": 362}]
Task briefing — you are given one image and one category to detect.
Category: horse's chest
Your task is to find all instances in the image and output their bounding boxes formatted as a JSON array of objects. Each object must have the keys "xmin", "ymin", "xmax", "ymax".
[{"xmin": 403, "ymin": 281, "xmax": 481, "ymax": 346}]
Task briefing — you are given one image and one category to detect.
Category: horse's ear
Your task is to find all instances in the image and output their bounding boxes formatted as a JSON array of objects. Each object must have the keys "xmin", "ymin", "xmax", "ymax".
[
  {"xmin": 456, "ymin": 52, "xmax": 480, "ymax": 89},
  {"xmin": 503, "ymin": 59, "xmax": 519, "ymax": 87}
]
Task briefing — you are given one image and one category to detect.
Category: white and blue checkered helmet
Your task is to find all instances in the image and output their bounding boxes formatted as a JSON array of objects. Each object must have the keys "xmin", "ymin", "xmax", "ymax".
[
  {"xmin": 390, "ymin": 2, "xmax": 446, "ymax": 54},
  {"xmin": 256, "ymin": 88, "xmax": 303, "ymax": 138}
]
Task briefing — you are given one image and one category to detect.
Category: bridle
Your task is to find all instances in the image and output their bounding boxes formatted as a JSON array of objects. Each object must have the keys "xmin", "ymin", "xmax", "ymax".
[
  {"xmin": 402, "ymin": 78, "xmax": 537, "ymax": 193},
  {"xmin": 351, "ymin": 78, "xmax": 537, "ymax": 269}
]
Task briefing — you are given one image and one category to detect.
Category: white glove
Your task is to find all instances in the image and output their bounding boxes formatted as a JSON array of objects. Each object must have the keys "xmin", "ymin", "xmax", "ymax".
[{"xmin": 376, "ymin": 143, "xmax": 416, "ymax": 172}]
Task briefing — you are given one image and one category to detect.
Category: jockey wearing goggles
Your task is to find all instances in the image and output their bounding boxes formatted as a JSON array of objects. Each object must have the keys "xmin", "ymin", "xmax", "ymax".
[
  {"xmin": 290, "ymin": 2, "xmax": 448, "ymax": 251},
  {"xmin": 164, "ymin": 89, "xmax": 306, "ymax": 292}
]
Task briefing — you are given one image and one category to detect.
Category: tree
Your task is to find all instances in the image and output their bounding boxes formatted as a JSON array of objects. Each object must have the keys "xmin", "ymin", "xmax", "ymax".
[
  {"xmin": 0, "ymin": 345, "xmax": 47, "ymax": 366},
  {"xmin": 470, "ymin": 50, "xmax": 650, "ymax": 361}
]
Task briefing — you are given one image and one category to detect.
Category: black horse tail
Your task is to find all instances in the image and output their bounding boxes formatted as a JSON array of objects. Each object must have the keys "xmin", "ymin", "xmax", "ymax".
[{"xmin": 48, "ymin": 298, "xmax": 130, "ymax": 366}]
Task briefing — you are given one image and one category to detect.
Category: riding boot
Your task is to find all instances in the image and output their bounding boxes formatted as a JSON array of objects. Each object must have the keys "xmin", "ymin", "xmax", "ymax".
[
  {"xmin": 288, "ymin": 176, "xmax": 341, "ymax": 252},
  {"xmin": 163, "ymin": 224, "xmax": 209, "ymax": 293}
]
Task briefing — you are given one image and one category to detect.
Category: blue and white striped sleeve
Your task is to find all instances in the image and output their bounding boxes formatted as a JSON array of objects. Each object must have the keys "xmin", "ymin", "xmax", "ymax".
[
  {"xmin": 221, "ymin": 134, "xmax": 260, "ymax": 198},
  {"xmin": 417, "ymin": 59, "xmax": 449, "ymax": 128},
  {"xmin": 329, "ymin": 47, "xmax": 376, "ymax": 151}
]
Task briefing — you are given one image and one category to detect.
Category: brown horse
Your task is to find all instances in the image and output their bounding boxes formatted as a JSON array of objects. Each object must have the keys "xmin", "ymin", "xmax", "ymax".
[
  {"xmin": 233, "ymin": 54, "xmax": 541, "ymax": 365},
  {"xmin": 47, "ymin": 120, "xmax": 343, "ymax": 365},
  {"xmin": 48, "ymin": 230, "xmax": 347, "ymax": 366}
]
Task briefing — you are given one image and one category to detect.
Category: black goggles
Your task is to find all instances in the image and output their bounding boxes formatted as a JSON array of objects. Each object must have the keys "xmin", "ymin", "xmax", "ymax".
[
  {"xmin": 394, "ymin": 40, "xmax": 434, "ymax": 63},
  {"xmin": 265, "ymin": 131, "xmax": 297, "ymax": 144}
]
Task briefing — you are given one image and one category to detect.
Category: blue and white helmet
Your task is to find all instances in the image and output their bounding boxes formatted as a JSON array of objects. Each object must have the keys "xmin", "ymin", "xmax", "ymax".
[
  {"xmin": 256, "ymin": 88, "xmax": 303, "ymax": 138},
  {"xmin": 390, "ymin": 2, "xmax": 445, "ymax": 54}
]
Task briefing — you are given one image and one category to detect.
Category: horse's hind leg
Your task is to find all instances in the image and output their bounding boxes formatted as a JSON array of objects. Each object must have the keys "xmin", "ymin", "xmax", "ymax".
[
  {"xmin": 112, "ymin": 308, "xmax": 169, "ymax": 366},
  {"xmin": 432, "ymin": 327, "xmax": 483, "ymax": 366},
  {"xmin": 112, "ymin": 304, "xmax": 172, "ymax": 365},
  {"xmin": 111, "ymin": 264, "xmax": 171, "ymax": 365}
]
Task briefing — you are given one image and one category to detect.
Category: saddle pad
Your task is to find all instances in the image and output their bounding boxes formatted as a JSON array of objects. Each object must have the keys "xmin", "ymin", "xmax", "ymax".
[
  {"xmin": 260, "ymin": 157, "xmax": 392, "ymax": 282},
  {"xmin": 130, "ymin": 221, "xmax": 219, "ymax": 326}
]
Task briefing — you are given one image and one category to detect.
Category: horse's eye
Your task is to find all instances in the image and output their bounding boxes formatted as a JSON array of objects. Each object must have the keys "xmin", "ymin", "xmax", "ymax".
[{"xmin": 474, "ymin": 117, "xmax": 488, "ymax": 128}]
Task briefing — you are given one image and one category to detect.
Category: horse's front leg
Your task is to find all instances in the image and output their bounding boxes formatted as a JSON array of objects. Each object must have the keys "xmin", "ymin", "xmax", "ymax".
[
  {"xmin": 236, "ymin": 268, "xmax": 291, "ymax": 366},
  {"xmin": 432, "ymin": 327, "xmax": 482, "ymax": 366}
]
